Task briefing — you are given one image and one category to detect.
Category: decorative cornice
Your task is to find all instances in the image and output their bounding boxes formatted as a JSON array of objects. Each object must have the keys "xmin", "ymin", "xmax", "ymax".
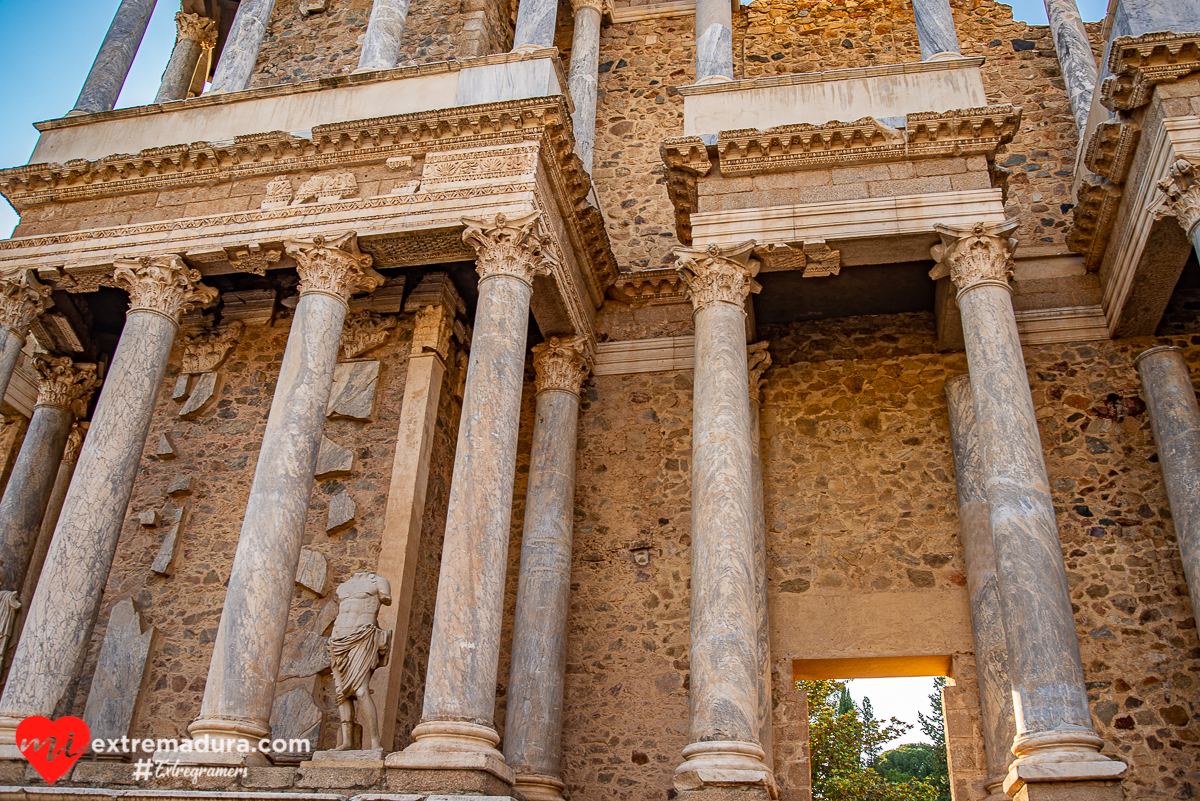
[
  {"xmin": 1066, "ymin": 175, "xmax": 1123, "ymax": 269},
  {"xmin": 286, "ymin": 232, "xmax": 384, "ymax": 303},
  {"xmin": 609, "ymin": 269, "xmax": 688, "ymax": 307},
  {"xmin": 532, "ymin": 335, "xmax": 594, "ymax": 395},
  {"xmin": 1101, "ymin": 31, "xmax": 1200, "ymax": 112},
  {"xmin": 462, "ymin": 212, "xmax": 554, "ymax": 285},
  {"xmin": 341, "ymin": 310, "xmax": 398, "ymax": 358},
  {"xmin": 747, "ymin": 341, "xmax": 770, "ymax": 404},
  {"xmin": 0, "ymin": 270, "xmax": 52, "ymax": 337},
  {"xmin": 33, "ymin": 357, "xmax": 99, "ymax": 416},
  {"xmin": 1158, "ymin": 158, "xmax": 1200, "ymax": 236},
  {"xmin": 674, "ymin": 241, "xmax": 761, "ymax": 312},
  {"xmin": 112, "ymin": 255, "xmax": 218, "ymax": 323},
  {"xmin": 175, "ymin": 12, "xmax": 217, "ymax": 47},
  {"xmin": 1084, "ymin": 120, "xmax": 1141, "ymax": 184},
  {"xmin": 930, "ymin": 220, "xmax": 1020, "ymax": 296},
  {"xmin": 181, "ymin": 322, "xmax": 243, "ymax": 374}
]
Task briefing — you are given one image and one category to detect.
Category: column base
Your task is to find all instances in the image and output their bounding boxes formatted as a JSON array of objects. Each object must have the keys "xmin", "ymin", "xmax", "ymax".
[
  {"xmin": 674, "ymin": 741, "xmax": 778, "ymax": 799},
  {"xmin": 1004, "ymin": 761, "xmax": 1127, "ymax": 797},
  {"xmin": 1010, "ymin": 780, "xmax": 1124, "ymax": 801},
  {"xmin": 514, "ymin": 772, "xmax": 566, "ymax": 801},
  {"xmin": 384, "ymin": 720, "xmax": 515, "ymax": 794}
]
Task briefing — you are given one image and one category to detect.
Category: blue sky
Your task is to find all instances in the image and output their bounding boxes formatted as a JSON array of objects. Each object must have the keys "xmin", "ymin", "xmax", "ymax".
[{"xmin": 0, "ymin": 0, "xmax": 1112, "ymax": 237}]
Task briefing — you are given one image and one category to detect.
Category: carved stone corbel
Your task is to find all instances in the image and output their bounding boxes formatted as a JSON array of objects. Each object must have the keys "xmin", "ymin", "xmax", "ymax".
[{"xmin": 341, "ymin": 310, "xmax": 398, "ymax": 359}]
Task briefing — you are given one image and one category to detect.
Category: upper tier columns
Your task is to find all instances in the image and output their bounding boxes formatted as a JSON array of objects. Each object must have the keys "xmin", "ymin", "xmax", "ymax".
[
  {"xmin": 155, "ymin": 13, "xmax": 217, "ymax": 103},
  {"xmin": 567, "ymin": 0, "xmax": 604, "ymax": 174},
  {"xmin": 389, "ymin": 213, "xmax": 549, "ymax": 785},
  {"xmin": 931, "ymin": 222, "xmax": 1126, "ymax": 799},
  {"xmin": 1160, "ymin": 159, "xmax": 1200, "ymax": 260},
  {"xmin": 694, "ymin": 0, "xmax": 733, "ymax": 83},
  {"xmin": 70, "ymin": 0, "xmax": 159, "ymax": 115},
  {"xmin": 672, "ymin": 242, "xmax": 775, "ymax": 799},
  {"xmin": 356, "ymin": 0, "xmax": 413, "ymax": 71},
  {"xmin": 210, "ymin": 0, "xmax": 276, "ymax": 93},
  {"xmin": 503, "ymin": 336, "xmax": 593, "ymax": 801},
  {"xmin": 512, "ymin": 0, "xmax": 559, "ymax": 51},
  {"xmin": 189, "ymin": 233, "xmax": 382, "ymax": 753},
  {"xmin": 1044, "ymin": 0, "xmax": 1098, "ymax": 132},
  {"xmin": 1134, "ymin": 346, "xmax": 1200, "ymax": 631},
  {"xmin": 944, "ymin": 374, "xmax": 1016, "ymax": 801},
  {"xmin": 0, "ymin": 272, "xmax": 52, "ymax": 406},
  {"xmin": 911, "ymin": 0, "xmax": 961, "ymax": 60},
  {"xmin": 0, "ymin": 257, "xmax": 215, "ymax": 747}
]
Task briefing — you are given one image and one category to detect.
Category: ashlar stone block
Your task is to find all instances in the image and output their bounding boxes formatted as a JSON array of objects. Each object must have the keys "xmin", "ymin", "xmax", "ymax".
[
  {"xmin": 151, "ymin": 505, "xmax": 187, "ymax": 576},
  {"xmin": 315, "ymin": 436, "xmax": 354, "ymax": 479},
  {"xmin": 138, "ymin": 510, "xmax": 159, "ymax": 528},
  {"xmin": 326, "ymin": 491, "xmax": 356, "ymax": 534},
  {"xmin": 81, "ymin": 597, "xmax": 157, "ymax": 754}
]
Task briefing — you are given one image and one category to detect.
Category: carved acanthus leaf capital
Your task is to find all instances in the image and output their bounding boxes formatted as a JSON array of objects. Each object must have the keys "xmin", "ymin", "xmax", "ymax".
[
  {"xmin": 674, "ymin": 241, "xmax": 761, "ymax": 312},
  {"xmin": 182, "ymin": 321, "xmax": 244, "ymax": 374},
  {"xmin": 1158, "ymin": 158, "xmax": 1200, "ymax": 236},
  {"xmin": 929, "ymin": 220, "xmax": 1020, "ymax": 294},
  {"xmin": 571, "ymin": 0, "xmax": 605, "ymax": 15},
  {"xmin": 461, "ymin": 212, "xmax": 554, "ymax": 285},
  {"xmin": 63, "ymin": 423, "xmax": 87, "ymax": 464},
  {"xmin": 285, "ymin": 232, "xmax": 384, "ymax": 303},
  {"xmin": 533, "ymin": 336, "xmax": 595, "ymax": 395},
  {"xmin": 0, "ymin": 270, "xmax": 52, "ymax": 337},
  {"xmin": 113, "ymin": 255, "xmax": 218, "ymax": 323},
  {"xmin": 341, "ymin": 310, "xmax": 398, "ymax": 359},
  {"xmin": 33, "ymin": 357, "xmax": 100, "ymax": 417},
  {"xmin": 176, "ymin": 12, "xmax": 217, "ymax": 47},
  {"xmin": 748, "ymin": 341, "xmax": 771, "ymax": 404}
]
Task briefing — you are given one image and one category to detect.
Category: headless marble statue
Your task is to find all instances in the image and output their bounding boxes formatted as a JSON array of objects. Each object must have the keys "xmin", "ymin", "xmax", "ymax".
[{"xmin": 328, "ymin": 572, "xmax": 392, "ymax": 751}]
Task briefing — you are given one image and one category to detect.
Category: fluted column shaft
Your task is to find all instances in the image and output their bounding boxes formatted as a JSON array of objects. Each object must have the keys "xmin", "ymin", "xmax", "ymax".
[
  {"xmin": 155, "ymin": 13, "xmax": 217, "ymax": 103},
  {"xmin": 0, "ymin": 272, "xmax": 52, "ymax": 406},
  {"xmin": 1135, "ymin": 346, "xmax": 1200, "ymax": 630},
  {"xmin": 190, "ymin": 233, "xmax": 381, "ymax": 751},
  {"xmin": 944, "ymin": 374, "xmax": 1016, "ymax": 801},
  {"xmin": 356, "ymin": 0, "xmax": 412, "ymax": 71},
  {"xmin": 931, "ymin": 222, "xmax": 1124, "ymax": 796},
  {"xmin": 504, "ymin": 337, "xmax": 592, "ymax": 801},
  {"xmin": 694, "ymin": 0, "xmax": 733, "ymax": 83},
  {"xmin": 0, "ymin": 257, "xmax": 215, "ymax": 746},
  {"xmin": 1044, "ymin": 0, "xmax": 1098, "ymax": 132},
  {"xmin": 209, "ymin": 0, "xmax": 276, "ymax": 93},
  {"xmin": 567, "ymin": 1, "xmax": 603, "ymax": 174},
  {"xmin": 70, "ymin": 0, "xmax": 158, "ymax": 115},
  {"xmin": 911, "ymin": 0, "xmax": 961, "ymax": 60},
  {"xmin": 672, "ymin": 243, "xmax": 774, "ymax": 796},
  {"xmin": 0, "ymin": 359, "xmax": 97, "ymax": 593},
  {"xmin": 747, "ymin": 343, "xmax": 773, "ymax": 770}
]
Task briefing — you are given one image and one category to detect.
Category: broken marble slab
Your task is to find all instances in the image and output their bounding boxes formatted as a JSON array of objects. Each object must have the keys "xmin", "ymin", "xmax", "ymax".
[
  {"xmin": 179, "ymin": 371, "xmax": 220, "ymax": 419},
  {"xmin": 151, "ymin": 506, "xmax": 187, "ymax": 576},
  {"xmin": 295, "ymin": 548, "xmax": 330, "ymax": 596},
  {"xmin": 138, "ymin": 510, "xmax": 159, "ymax": 528},
  {"xmin": 326, "ymin": 360, "xmax": 380, "ymax": 421},
  {"xmin": 172, "ymin": 374, "xmax": 191, "ymax": 401},
  {"xmin": 315, "ymin": 436, "xmax": 354, "ymax": 479},
  {"xmin": 269, "ymin": 679, "xmax": 323, "ymax": 764},
  {"xmin": 82, "ymin": 597, "xmax": 158, "ymax": 759},
  {"xmin": 156, "ymin": 433, "xmax": 177, "ymax": 460},
  {"xmin": 167, "ymin": 474, "xmax": 195, "ymax": 498},
  {"xmin": 326, "ymin": 491, "xmax": 356, "ymax": 534},
  {"xmin": 279, "ymin": 628, "xmax": 331, "ymax": 680}
]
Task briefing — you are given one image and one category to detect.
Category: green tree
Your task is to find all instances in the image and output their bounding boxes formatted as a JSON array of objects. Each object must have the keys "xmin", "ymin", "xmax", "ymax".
[{"xmin": 915, "ymin": 677, "xmax": 951, "ymax": 801}]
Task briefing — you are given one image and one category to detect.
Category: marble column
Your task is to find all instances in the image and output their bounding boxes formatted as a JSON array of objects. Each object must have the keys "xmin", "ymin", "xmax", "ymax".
[
  {"xmin": 1135, "ymin": 346, "xmax": 1200, "ymax": 632},
  {"xmin": 209, "ymin": 0, "xmax": 276, "ymax": 94},
  {"xmin": 1044, "ymin": 0, "xmax": 1098, "ymax": 132},
  {"xmin": 356, "ymin": 0, "xmax": 412, "ymax": 72},
  {"xmin": 672, "ymin": 242, "xmax": 775, "ymax": 797},
  {"xmin": 512, "ymin": 0, "xmax": 559, "ymax": 51},
  {"xmin": 930, "ymin": 222, "xmax": 1125, "ymax": 798},
  {"xmin": 154, "ymin": 13, "xmax": 217, "ymax": 103},
  {"xmin": 0, "ymin": 256, "xmax": 215, "ymax": 748},
  {"xmin": 567, "ymin": 0, "xmax": 604, "ymax": 174},
  {"xmin": 694, "ymin": 0, "xmax": 733, "ymax": 83},
  {"xmin": 189, "ymin": 233, "xmax": 382, "ymax": 754},
  {"xmin": 0, "ymin": 272, "xmax": 52, "ymax": 407},
  {"xmin": 0, "ymin": 358, "xmax": 98, "ymax": 594},
  {"xmin": 747, "ymin": 342, "xmax": 773, "ymax": 770},
  {"xmin": 389, "ymin": 212, "xmax": 550, "ymax": 783},
  {"xmin": 1160, "ymin": 158, "xmax": 1200, "ymax": 260},
  {"xmin": 911, "ymin": 0, "xmax": 961, "ymax": 60},
  {"xmin": 69, "ymin": 0, "xmax": 158, "ymax": 115},
  {"xmin": 504, "ymin": 336, "xmax": 593, "ymax": 801},
  {"xmin": 944, "ymin": 374, "xmax": 1016, "ymax": 801}
]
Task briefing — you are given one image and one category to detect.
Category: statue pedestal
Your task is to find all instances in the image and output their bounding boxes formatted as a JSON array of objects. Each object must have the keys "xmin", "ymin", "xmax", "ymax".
[{"xmin": 308, "ymin": 748, "xmax": 384, "ymax": 767}]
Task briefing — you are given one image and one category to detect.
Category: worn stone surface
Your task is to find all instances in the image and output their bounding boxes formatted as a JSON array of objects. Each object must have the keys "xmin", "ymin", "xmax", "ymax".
[
  {"xmin": 694, "ymin": 0, "xmax": 733, "ymax": 83},
  {"xmin": 167, "ymin": 473, "xmax": 196, "ymax": 497},
  {"xmin": 179, "ymin": 371, "xmax": 220, "ymax": 419},
  {"xmin": 269, "ymin": 681, "xmax": 323, "ymax": 763},
  {"xmin": 316, "ymin": 435, "xmax": 355, "ymax": 479},
  {"xmin": 150, "ymin": 505, "xmax": 187, "ymax": 576},
  {"xmin": 912, "ymin": 0, "xmax": 961, "ymax": 58},
  {"xmin": 327, "ymin": 491, "xmax": 357, "ymax": 534},
  {"xmin": 328, "ymin": 360, "xmax": 381, "ymax": 421},
  {"xmin": 80, "ymin": 597, "xmax": 156, "ymax": 745},
  {"xmin": 296, "ymin": 547, "xmax": 331, "ymax": 596},
  {"xmin": 71, "ymin": 0, "xmax": 158, "ymax": 114},
  {"xmin": 156, "ymin": 433, "xmax": 177, "ymax": 460}
]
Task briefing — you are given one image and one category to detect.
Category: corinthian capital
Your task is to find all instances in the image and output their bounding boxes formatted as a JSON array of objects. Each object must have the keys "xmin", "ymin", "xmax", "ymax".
[
  {"xmin": 533, "ymin": 336, "xmax": 595, "ymax": 395},
  {"xmin": 674, "ymin": 241, "xmax": 761, "ymax": 312},
  {"xmin": 0, "ymin": 271, "xmax": 51, "ymax": 338},
  {"xmin": 176, "ymin": 12, "xmax": 218, "ymax": 47},
  {"xmin": 113, "ymin": 255, "xmax": 219, "ymax": 323},
  {"xmin": 929, "ymin": 220, "xmax": 1020, "ymax": 295},
  {"xmin": 461, "ymin": 212, "xmax": 554, "ymax": 285},
  {"xmin": 1159, "ymin": 158, "xmax": 1200, "ymax": 236},
  {"xmin": 748, "ymin": 341, "xmax": 771, "ymax": 404},
  {"xmin": 33, "ymin": 357, "xmax": 100, "ymax": 417},
  {"xmin": 63, "ymin": 423, "xmax": 87, "ymax": 464},
  {"xmin": 285, "ymin": 232, "xmax": 384, "ymax": 303},
  {"xmin": 182, "ymin": 322, "xmax": 244, "ymax": 373}
]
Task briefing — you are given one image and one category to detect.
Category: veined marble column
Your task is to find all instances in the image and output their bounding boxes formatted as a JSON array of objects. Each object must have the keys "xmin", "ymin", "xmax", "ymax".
[
  {"xmin": 1160, "ymin": 159, "xmax": 1200, "ymax": 260},
  {"xmin": 0, "ymin": 358, "xmax": 98, "ymax": 594},
  {"xmin": 189, "ymin": 233, "xmax": 382, "ymax": 754},
  {"xmin": 512, "ymin": 0, "xmax": 559, "ymax": 51},
  {"xmin": 567, "ymin": 0, "xmax": 604, "ymax": 174},
  {"xmin": 155, "ymin": 13, "xmax": 217, "ymax": 103},
  {"xmin": 389, "ymin": 213, "xmax": 549, "ymax": 786},
  {"xmin": 1135, "ymin": 346, "xmax": 1200, "ymax": 631},
  {"xmin": 69, "ymin": 0, "xmax": 159, "ymax": 115},
  {"xmin": 0, "ymin": 272, "xmax": 52, "ymax": 406},
  {"xmin": 911, "ymin": 0, "xmax": 961, "ymax": 60},
  {"xmin": 0, "ymin": 257, "xmax": 215, "ymax": 747},
  {"xmin": 356, "ymin": 0, "xmax": 412, "ymax": 71},
  {"xmin": 694, "ymin": 0, "xmax": 733, "ymax": 83},
  {"xmin": 504, "ymin": 336, "xmax": 593, "ymax": 801},
  {"xmin": 944, "ymin": 374, "xmax": 1016, "ymax": 801},
  {"xmin": 1044, "ymin": 0, "xmax": 1098, "ymax": 133},
  {"xmin": 673, "ymin": 242, "xmax": 775, "ymax": 798},
  {"xmin": 746, "ymin": 342, "xmax": 773, "ymax": 770},
  {"xmin": 930, "ymin": 222, "xmax": 1125, "ymax": 798},
  {"xmin": 209, "ymin": 0, "xmax": 276, "ymax": 93}
]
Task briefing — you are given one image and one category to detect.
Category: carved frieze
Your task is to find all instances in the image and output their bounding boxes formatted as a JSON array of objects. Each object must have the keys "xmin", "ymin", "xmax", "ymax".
[
  {"xmin": 0, "ymin": 270, "xmax": 52, "ymax": 337},
  {"xmin": 294, "ymin": 173, "xmax": 358, "ymax": 205},
  {"xmin": 182, "ymin": 322, "xmax": 244, "ymax": 374},
  {"xmin": 674, "ymin": 241, "xmax": 761, "ymax": 312},
  {"xmin": 286, "ymin": 232, "xmax": 384, "ymax": 302},
  {"xmin": 930, "ymin": 220, "xmax": 1020, "ymax": 294},
  {"xmin": 421, "ymin": 145, "xmax": 539, "ymax": 190},
  {"xmin": 533, "ymin": 336, "xmax": 594, "ymax": 395},
  {"xmin": 33, "ymin": 357, "xmax": 99, "ymax": 416},
  {"xmin": 112, "ymin": 256, "xmax": 218, "ymax": 322},
  {"xmin": 341, "ymin": 310, "xmax": 398, "ymax": 359},
  {"xmin": 609, "ymin": 269, "xmax": 688, "ymax": 307},
  {"xmin": 799, "ymin": 241, "xmax": 841, "ymax": 278},
  {"xmin": 462, "ymin": 212, "xmax": 555, "ymax": 285}
]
